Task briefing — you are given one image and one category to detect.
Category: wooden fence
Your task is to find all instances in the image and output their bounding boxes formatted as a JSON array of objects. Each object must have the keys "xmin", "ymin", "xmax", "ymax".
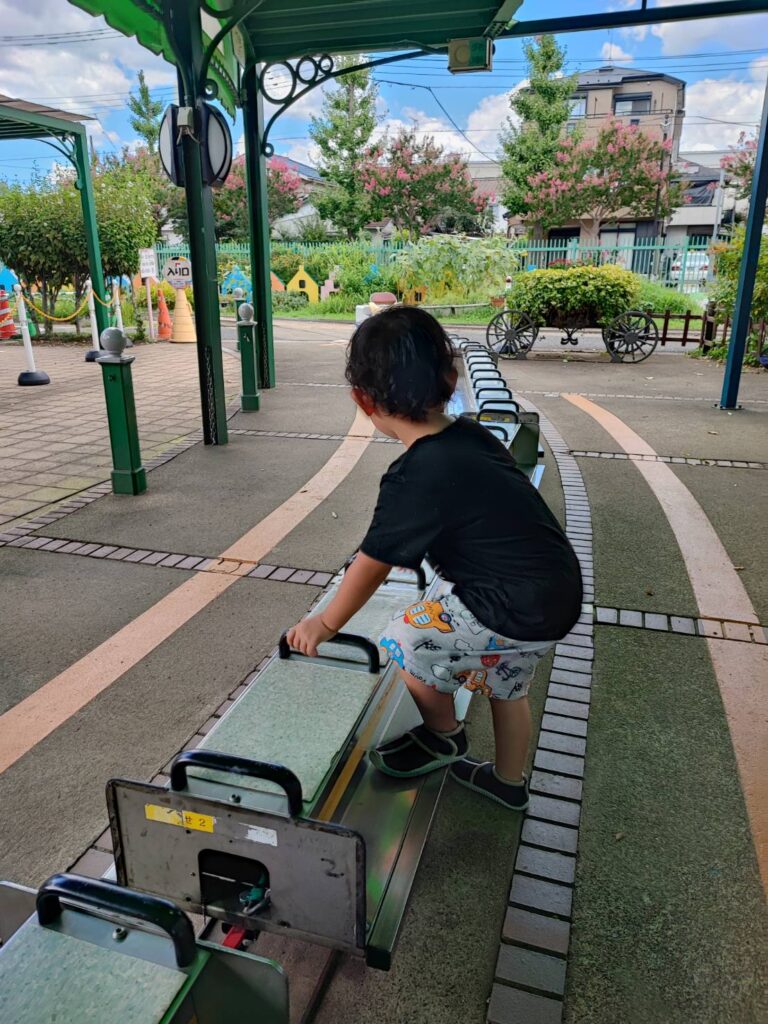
[{"xmin": 654, "ymin": 306, "xmax": 767, "ymax": 357}]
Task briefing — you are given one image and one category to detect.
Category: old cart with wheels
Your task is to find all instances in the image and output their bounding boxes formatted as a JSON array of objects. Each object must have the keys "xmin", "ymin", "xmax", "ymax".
[{"xmin": 486, "ymin": 306, "xmax": 659, "ymax": 363}]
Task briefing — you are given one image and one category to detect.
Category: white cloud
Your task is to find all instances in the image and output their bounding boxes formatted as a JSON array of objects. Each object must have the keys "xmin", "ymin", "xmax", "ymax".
[
  {"xmin": 284, "ymin": 140, "xmax": 322, "ymax": 166},
  {"xmin": 0, "ymin": 0, "xmax": 175, "ymax": 156},
  {"xmin": 681, "ymin": 77, "xmax": 765, "ymax": 151},
  {"xmin": 620, "ymin": 25, "xmax": 649, "ymax": 43},
  {"xmin": 600, "ymin": 42, "xmax": 634, "ymax": 64},
  {"xmin": 650, "ymin": 0, "xmax": 768, "ymax": 55}
]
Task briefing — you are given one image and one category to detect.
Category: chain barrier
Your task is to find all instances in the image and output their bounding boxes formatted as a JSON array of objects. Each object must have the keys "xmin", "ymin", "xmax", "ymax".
[{"xmin": 16, "ymin": 289, "xmax": 108, "ymax": 323}]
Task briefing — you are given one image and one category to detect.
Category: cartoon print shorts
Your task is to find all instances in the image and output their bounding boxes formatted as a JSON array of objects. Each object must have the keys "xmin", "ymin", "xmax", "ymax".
[{"xmin": 378, "ymin": 590, "xmax": 554, "ymax": 701}]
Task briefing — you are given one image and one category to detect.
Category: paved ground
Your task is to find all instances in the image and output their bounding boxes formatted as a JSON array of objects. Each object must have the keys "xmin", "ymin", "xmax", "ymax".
[{"xmin": 1, "ymin": 324, "xmax": 766, "ymax": 1023}]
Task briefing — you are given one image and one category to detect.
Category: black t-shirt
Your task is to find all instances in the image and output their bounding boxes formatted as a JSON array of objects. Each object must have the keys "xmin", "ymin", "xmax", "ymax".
[{"xmin": 360, "ymin": 417, "xmax": 582, "ymax": 641}]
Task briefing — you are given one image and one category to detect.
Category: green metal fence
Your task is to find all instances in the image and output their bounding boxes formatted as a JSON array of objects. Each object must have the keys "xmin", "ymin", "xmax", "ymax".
[
  {"xmin": 154, "ymin": 237, "xmax": 716, "ymax": 294},
  {"xmin": 506, "ymin": 237, "xmax": 714, "ymax": 294}
]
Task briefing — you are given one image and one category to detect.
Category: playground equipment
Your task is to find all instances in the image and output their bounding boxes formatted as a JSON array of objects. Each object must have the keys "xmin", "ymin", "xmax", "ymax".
[
  {"xmin": 171, "ymin": 289, "xmax": 196, "ymax": 344},
  {"xmin": 320, "ymin": 272, "xmax": 340, "ymax": 301},
  {"xmin": 14, "ymin": 285, "xmax": 49, "ymax": 387},
  {"xmin": 0, "ymin": 350, "xmax": 544, "ymax": 1019},
  {"xmin": 285, "ymin": 265, "xmax": 319, "ymax": 304},
  {"xmin": 486, "ymin": 304, "xmax": 660, "ymax": 364},
  {"xmin": 0, "ymin": 874, "xmax": 288, "ymax": 1023}
]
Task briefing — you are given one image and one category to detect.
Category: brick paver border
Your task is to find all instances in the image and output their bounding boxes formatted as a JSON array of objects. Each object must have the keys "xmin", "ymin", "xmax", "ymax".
[
  {"xmin": 594, "ymin": 605, "xmax": 767, "ymax": 644},
  {"xmin": 518, "ymin": 388, "xmax": 768, "ymax": 406},
  {"xmin": 572, "ymin": 450, "xmax": 767, "ymax": 470},
  {"xmin": 486, "ymin": 398, "xmax": 594, "ymax": 1024},
  {"xmin": 0, "ymin": 531, "xmax": 334, "ymax": 588}
]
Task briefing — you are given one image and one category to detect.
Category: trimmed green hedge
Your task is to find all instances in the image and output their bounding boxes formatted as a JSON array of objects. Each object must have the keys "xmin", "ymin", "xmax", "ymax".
[{"xmin": 507, "ymin": 265, "xmax": 639, "ymax": 327}]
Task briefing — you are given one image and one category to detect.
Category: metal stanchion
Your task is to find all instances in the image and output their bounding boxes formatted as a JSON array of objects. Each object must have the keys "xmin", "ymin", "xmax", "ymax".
[
  {"xmin": 15, "ymin": 285, "xmax": 50, "ymax": 387},
  {"xmin": 237, "ymin": 302, "xmax": 260, "ymax": 412},
  {"xmin": 84, "ymin": 278, "xmax": 101, "ymax": 362},
  {"xmin": 96, "ymin": 328, "xmax": 147, "ymax": 495}
]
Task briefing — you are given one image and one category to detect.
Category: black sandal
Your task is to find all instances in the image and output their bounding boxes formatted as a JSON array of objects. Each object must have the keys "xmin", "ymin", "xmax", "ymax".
[
  {"xmin": 450, "ymin": 758, "xmax": 529, "ymax": 810},
  {"xmin": 369, "ymin": 723, "xmax": 468, "ymax": 778}
]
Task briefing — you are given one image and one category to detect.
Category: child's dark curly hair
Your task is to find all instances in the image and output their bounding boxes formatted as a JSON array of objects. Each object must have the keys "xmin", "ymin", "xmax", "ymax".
[{"xmin": 345, "ymin": 306, "xmax": 455, "ymax": 422}]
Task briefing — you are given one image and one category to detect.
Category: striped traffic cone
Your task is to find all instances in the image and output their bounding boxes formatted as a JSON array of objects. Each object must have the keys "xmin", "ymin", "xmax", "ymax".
[
  {"xmin": 0, "ymin": 289, "xmax": 15, "ymax": 340},
  {"xmin": 156, "ymin": 290, "xmax": 172, "ymax": 340}
]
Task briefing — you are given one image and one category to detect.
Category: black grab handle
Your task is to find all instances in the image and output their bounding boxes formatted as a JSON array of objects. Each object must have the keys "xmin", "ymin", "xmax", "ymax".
[
  {"xmin": 170, "ymin": 750, "xmax": 304, "ymax": 817},
  {"xmin": 279, "ymin": 630, "xmax": 381, "ymax": 673},
  {"xmin": 37, "ymin": 873, "xmax": 197, "ymax": 968},
  {"xmin": 476, "ymin": 405, "xmax": 520, "ymax": 423}
]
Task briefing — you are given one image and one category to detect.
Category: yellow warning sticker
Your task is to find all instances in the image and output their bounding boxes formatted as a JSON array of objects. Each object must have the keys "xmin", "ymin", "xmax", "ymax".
[{"xmin": 144, "ymin": 804, "xmax": 215, "ymax": 833}]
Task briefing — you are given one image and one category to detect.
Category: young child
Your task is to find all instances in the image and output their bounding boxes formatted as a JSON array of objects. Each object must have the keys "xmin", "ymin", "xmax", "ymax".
[{"xmin": 286, "ymin": 307, "xmax": 582, "ymax": 810}]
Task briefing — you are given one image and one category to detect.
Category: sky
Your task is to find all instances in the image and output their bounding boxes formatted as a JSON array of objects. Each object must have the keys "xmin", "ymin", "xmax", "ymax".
[{"xmin": 1, "ymin": 0, "xmax": 768, "ymax": 183}]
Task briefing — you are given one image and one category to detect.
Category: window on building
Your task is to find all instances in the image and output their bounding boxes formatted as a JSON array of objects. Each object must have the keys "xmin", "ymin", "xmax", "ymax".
[
  {"xmin": 614, "ymin": 95, "xmax": 651, "ymax": 116},
  {"xmin": 570, "ymin": 96, "xmax": 587, "ymax": 118}
]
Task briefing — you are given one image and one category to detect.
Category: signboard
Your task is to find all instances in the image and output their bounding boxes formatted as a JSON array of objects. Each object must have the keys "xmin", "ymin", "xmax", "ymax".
[
  {"xmin": 139, "ymin": 248, "xmax": 158, "ymax": 281},
  {"xmin": 162, "ymin": 256, "xmax": 193, "ymax": 289}
]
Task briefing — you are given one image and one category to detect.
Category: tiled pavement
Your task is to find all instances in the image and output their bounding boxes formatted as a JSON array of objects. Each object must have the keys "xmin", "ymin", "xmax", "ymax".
[{"xmin": 0, "ymin": 342, "xmax": 241, "ymax": 527}]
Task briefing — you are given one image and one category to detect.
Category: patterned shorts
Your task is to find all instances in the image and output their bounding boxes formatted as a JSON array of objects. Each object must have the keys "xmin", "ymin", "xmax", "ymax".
[{"xmin": 378, "ymin": 590, "xmax": 554, "ymax": 702}]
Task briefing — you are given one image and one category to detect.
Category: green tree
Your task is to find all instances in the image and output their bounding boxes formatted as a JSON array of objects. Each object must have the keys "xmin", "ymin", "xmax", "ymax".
[
  {"xmin": 361, "ymin": 130, "xmax": 490, "ymax": 238},
  {"xmin": 0, "ymin": 164, "xmax": 156, "ymax": 335},
  {"xmin": 500, "ymin": 36, "xmax": 579, "ymax": 223},
  {"xmin": 128, "ymin": 70, "xmax": 164, "ymax": 154},
  {"xmin": 169, "ymin": 155, "xmax": 303, "ymax": 241},
  {"xmin": 309, "ymin": 56, "xmax": 378, "ymax": 238}
]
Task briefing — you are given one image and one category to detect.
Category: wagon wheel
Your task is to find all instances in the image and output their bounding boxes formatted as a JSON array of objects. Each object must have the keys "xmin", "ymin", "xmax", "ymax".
[
  {"xmin": 602, "ymin": 310, "xmax": 659, "ymax": 363},
  {"xmin": 486, "ymin": 309, "xmax": 539, "ymax": 359}
]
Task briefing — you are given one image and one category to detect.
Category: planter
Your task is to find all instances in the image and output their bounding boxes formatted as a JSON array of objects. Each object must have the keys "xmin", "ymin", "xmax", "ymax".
[{"xmin": 490, "ymin": 296, "xmax": 506, "ymax": 309}]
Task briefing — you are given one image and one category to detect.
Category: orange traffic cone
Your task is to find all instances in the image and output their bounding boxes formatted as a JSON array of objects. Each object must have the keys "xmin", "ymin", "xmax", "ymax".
[
  {"xmin": 170, "ymin": 287, "xmax": 196, "ymax": 344},
  {"xmin": 157, "ymin": 290, "xmax": 172, "ymax": 340},
  {"xmin": 0, "ymin": 288, "xmax": 15, "ymax": 340}
]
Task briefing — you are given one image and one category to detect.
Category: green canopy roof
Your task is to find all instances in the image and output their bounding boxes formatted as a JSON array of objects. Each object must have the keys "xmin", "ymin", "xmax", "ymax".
[{"xmin": 69, "ymin": 0, "xmax": 523, "ymax": 115}]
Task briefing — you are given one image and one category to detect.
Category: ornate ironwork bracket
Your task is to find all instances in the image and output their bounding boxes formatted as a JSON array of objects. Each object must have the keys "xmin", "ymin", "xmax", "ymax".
[
  {"xmin": 255, "ymin": 48, "xmax": 438, "ymax": 156},
  {"xmin": 257, "ymin": 53, "xmax": 334, "ymax": 156},
  {"xmin": 38, "ymin": 136, "xmax": 82, "ymax": 185}
]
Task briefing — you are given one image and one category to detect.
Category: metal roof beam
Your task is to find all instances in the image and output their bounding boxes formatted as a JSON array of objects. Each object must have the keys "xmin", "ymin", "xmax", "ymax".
[{"xmin": 499, "ymin": 0, "xmax": 768, "ymax": 38}]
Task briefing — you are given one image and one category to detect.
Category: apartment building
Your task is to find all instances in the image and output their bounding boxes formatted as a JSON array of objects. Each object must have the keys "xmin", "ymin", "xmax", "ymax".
[{"xmin": 507, "ymin": 65, "xmax": 736, "ymax": 252}]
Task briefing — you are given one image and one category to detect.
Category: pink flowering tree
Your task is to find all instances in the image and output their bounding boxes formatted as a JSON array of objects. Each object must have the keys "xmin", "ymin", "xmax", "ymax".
[
  {"xmin": 525, "ymin": 120, "xmax": 684, "ymax": 243},
  {"xmin": 361, "ymin": 130, "xmax": 492, "ymax": 238},
  {"xmin": 721, "ymin": 131, "xmax": 758, "ymax": 200},
  {"xmin": 213, "ymin": 155, "xmax": 303, "ymax": 240}
]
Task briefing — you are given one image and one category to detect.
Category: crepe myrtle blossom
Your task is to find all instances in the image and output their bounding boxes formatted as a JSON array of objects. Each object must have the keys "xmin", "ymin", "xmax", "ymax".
[
  {"xmin": 525, "ymin": 118, "xmax": 684, "ymax": 234},
  {"xmin": 360, "ymin": 128, "xmax": 492, "ymax": 236}
]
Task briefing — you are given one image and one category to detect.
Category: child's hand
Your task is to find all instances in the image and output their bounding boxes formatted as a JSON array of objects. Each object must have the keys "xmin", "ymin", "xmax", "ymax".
[{"xmin": 285, "ymin": 615, "xmax": 337, "ymax": 658}]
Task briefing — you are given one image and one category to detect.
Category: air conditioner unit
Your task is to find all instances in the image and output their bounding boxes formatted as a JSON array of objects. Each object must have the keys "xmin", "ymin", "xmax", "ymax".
[{"xmin": 448, "ymin": 37, "xmax": 493, "ymax": 74}]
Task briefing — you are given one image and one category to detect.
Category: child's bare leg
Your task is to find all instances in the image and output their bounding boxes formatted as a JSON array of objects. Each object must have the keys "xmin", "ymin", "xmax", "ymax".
[
  {"xmin": 400, "ymin": 670, "xmax": 458, "ymax": 732},
  {"xmin": 491, "ymin": 696, "xmax": 531, "ymax": 782}
]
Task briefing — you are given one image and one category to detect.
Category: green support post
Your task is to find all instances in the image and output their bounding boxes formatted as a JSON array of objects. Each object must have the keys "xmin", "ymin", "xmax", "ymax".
[
  {"xmin": 237, "ymin": 302, "xmax": 260, "ymax": 411},
  {"xmin": 73, "ymin": 129, "xmax": 109, "ymax": 358},
  {"xmin": 166, "ymin": 2, "xmax": 228, "ymax": 445},
  {"xmin": 96, "ymin": 329, "xmax": 147, "ymax": 495},
  {"xmin": 242, "ymin": 64, "xmax": 276, "ymax": 389}
]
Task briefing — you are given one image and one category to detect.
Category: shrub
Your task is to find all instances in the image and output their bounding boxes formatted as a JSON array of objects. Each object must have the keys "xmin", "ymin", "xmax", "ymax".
[
  {"xmin": 392, "ymin": 236, "xmax": 523, "ymax": 299},
  {"xmin": 272, "ymin": 290, "xmax": 309, "ymax": 310},
  {"xmin": 149, "ymin": 279, "xmax": 177, "ymax": 309},
  {"xmin": 712, "ymin": 227, "xmax": 768, "ymax": 321},
  {"xmin": 507, "ymin": 264, "xmax": 638, "ymax": 327},
  {"xmin": 635, "ymin": 279, "xmax": 701, "ymax": 315},
  {"xmin": 270, "ymin": 245, "xmax": 303, "ymax": 283}
]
